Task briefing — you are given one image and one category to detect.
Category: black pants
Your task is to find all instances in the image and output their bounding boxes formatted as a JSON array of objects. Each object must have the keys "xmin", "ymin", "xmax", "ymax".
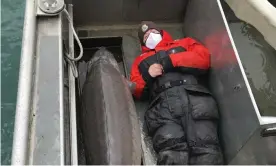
[{"xmin": 145, "ymin": 86, "xmax": 224, "ymax": 165}]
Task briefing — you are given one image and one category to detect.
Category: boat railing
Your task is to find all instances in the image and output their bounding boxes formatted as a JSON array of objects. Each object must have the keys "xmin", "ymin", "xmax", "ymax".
[{"xmin": 12, "ymin": 0, "xmax": 79, "ymax": 165}]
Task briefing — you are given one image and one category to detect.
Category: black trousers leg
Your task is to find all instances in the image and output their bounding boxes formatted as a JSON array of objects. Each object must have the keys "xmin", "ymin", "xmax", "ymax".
[
  {"xmin": 188, "ymin": 120, "xmax": 224, "ymax": 165},
  {"xmin": 187, "ymin": 92, "xmax": 224, "ymax": 165},
  {"xmin": 145, "ymin": 95, "xmax": 189, "ymax": 165},
  {"xmin": 153, "ymin": 123, "xmax": 189, "ymax": 165}
]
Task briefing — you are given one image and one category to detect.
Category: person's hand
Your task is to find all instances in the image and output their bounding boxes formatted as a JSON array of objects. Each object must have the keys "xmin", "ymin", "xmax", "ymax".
[{"xmin": 148, "ymin": 63, "xmax": 163, "ymax": 77}]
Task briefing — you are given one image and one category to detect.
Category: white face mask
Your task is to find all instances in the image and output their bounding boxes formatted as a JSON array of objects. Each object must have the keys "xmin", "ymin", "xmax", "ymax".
[{"xmin": 145, "ymin": 33, "xmax": 162, "ymax": 49}]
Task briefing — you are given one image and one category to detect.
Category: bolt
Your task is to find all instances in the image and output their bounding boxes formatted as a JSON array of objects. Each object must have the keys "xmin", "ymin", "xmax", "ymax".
[
  {"xmin": 43, "ymin": 1, "xmax": 49, "ymax": 8},
  {"xmin": 43, "ymin": 0, "xmax": 58, "ymax": 8},
  {"xmin": 234, "ymin": 84, "xmax": 242, "ymax": 91}
]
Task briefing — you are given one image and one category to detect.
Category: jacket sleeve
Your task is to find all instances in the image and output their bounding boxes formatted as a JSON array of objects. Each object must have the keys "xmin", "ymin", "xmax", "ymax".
[
  {"xmin": 130, "ymin": 57, "xmax": 147, "ymax": 99},
  {"xmin": 169, "ymin": 37, "xmax": 210, "ymax": 70}
]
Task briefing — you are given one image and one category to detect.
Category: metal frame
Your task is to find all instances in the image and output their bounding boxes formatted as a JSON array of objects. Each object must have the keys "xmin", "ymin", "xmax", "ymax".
[
  {"xmin": 29, "ymin": 15, "xmax": 65, "ymax": 165},
  {"xmin": 12, "ymin": 0, "xmax": 37, "ymax": 164},
  {"xmin": 12, "ymin": 0, "xmax": 68, "ymax": 164},
  {"xmin": 67, "ymin": 4, "xmax": 78, "ymax": 165},
  {"xmin": 217, "ymin": 0, "xmax": 276, "ymax": 163},
  {"xmin": 216, "ymin": 0, "xmax": 262, "ymax": 123},
  {"xmin": 182, "ymin": 0, "xmax": 275, "ymax": 163}
]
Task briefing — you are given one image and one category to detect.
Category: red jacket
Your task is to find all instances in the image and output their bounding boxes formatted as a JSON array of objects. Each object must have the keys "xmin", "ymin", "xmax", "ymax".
[{"xmin": 130, "ymin": 30, "xmax": 211, "ymax": 99}]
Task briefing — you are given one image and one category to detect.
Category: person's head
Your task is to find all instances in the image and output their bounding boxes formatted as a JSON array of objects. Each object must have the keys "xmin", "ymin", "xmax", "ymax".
[{"xmin": 138, "ymin": 21, "xmax": 162, "ymax": 49}]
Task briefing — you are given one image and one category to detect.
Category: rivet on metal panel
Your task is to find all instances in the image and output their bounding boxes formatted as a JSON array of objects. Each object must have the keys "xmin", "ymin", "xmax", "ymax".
[
  {"xmin": 38, "ymin": 0, "xmax": 65, "ymax": 14},
  {"xmin": 233, "ymin": 84, "xmax": 242, "ymax": 91}
]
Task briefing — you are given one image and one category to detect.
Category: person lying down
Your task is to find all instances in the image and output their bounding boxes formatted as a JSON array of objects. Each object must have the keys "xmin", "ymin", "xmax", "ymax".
[{"xmin": 127, "ymin": 21, "xmax": 224, "ymax": 165}]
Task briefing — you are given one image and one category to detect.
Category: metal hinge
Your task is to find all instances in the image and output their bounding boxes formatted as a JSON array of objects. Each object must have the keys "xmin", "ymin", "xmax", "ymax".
[{"xmin": 37, "ymin": 0, "xmax": 65, "ymax": 16}]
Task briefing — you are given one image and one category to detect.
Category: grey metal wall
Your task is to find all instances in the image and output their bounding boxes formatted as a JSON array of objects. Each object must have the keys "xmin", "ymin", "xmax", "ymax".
[
  {"xmin": 183, "ymin": 0, "xmax": 261, "ymax": 164},
  {"xmin": 29, "ymin": 16, "xmax": 65, "ymax": 165},
  {"xmin": 73, "ymin": 0, "xmax": 189, "ymax": 26},
  {"xmin": 230, "ymin": 125, "xmax": 276, "ymax": 164}
]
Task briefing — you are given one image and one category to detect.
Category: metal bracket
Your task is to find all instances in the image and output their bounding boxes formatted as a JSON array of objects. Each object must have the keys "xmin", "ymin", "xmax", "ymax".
[
  {"xmin": 37, "ymin": 0, "xmax": 65, "ymax": 16},
  {"xmin": 261, "ymin": 127, "xmax": 276, "ymax": 137}
]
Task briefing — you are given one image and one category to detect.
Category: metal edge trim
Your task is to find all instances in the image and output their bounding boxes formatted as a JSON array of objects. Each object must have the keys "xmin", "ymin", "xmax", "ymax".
[
  {"xmin": 247, "ymin": 0, "xmax": 276, "ymax": 27},
  {"xmin": 58, "ymin": 14, "xmax": 65, "ymax": 165},
  {"xmin": 68, "ymin": 4, "xmax": 79, "ymax": 165},
  {"xmin": 216, "ymin": 0, "xmax": 263, "ymax": 124},
  {"xmin": 261, "ymin": 116, "xmax": 276, "ymax": 125},
  {"xmin": 11, "ymin": 0, "xmax": 37, "ymax": 164}
]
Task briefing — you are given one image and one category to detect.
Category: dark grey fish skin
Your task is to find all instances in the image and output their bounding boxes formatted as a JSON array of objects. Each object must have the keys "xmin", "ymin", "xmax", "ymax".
[
  {"xmin": 81, "ymin": 48, "xmax": 142, "ymax": 165},
  {"xmin": 87, "ymin": 47, "xmax": 120, "ymax": 73}
]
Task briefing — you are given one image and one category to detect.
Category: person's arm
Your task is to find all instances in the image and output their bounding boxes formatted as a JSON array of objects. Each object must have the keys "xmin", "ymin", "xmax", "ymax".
[
  {"xmin": 130, "ymin": 58, "xmax": 148, "ymax": 99},
  {"xmin": 169, "ymin": 37, "xmax": 210, "ymax": 70},
  {"xmin": 130, "ymin": 57, "xmax": 163, "ymax": 99}
]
